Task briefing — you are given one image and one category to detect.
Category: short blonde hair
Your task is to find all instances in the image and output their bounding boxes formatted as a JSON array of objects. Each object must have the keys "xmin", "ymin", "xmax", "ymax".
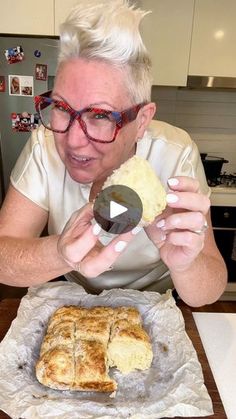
[{"xmin": 58, "ymin": 0, "xmax": 152, "ymax": 103}]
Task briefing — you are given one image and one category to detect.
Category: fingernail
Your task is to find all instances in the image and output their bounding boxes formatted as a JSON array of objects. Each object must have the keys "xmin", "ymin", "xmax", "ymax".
[
  {"xmin": 92, "ymin": 223, "xmax": 102, "ymax": 236},
  {"xmin": 156, "ymin": 233, "xmax": 166, "ymax": 247},
  {"xmin": 168, "ymin": 178, "xmax": 179, "ymax": 187},
  {"xmin": 156, "ymin": 219, "xmax": 165, "ymax": 229},
  {"xmin": 160, "ymin": 232, "xmax": 166, "ymax": 242},
  {"xmin": 166, "ymin": 193, "xmax": 178, "ymax": 203},
  {"xmin": 131, "ymin": 225, "xmax": 143, "ymax": 235},
  {"xmin": 114, "ymin": 241, "xmax": 127, "ymax": 252}
]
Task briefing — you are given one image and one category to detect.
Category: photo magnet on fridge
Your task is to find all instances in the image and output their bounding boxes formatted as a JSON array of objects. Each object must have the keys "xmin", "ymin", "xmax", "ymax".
[
  {"xmin": 11, "ymin": 112, "xmax": 39, "ymax": 132},
  {"xmin": 4, "ymin": 46, "xmax": 24, "ymax": 64},
  {"xmin": 35, "ymin": 64, "xmax": 47, "ymax": 81},
  {"xmin": 0, "ymin": 76, "xmax": 6, "ymax": 92},
  {"xmin": 9, "ymin": 75, "xmax": 34, "ymax": 97}
]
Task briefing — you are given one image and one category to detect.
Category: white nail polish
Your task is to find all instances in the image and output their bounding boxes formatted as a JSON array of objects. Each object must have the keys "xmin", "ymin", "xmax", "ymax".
[
  {"xmin": 166, "ymin": 193, "xmax": 178, "ymax": 203},
  {"xmin": 131, "ymin": 225, "xmax": 143, "ymax": 235},
  {"xmin": 92, "ymin": 223, "xmax": 102, "ymax": 236},
  {"xmin": 156, "ymin": 219, "xmax": 165, "ymax": 229},
  {"xmin": 168, "ymin": 177, "xmax": 179, "ymax": 186},
  {"xmin": 114, "ymin": 241, "xmax": 127, "ymax": 252}
]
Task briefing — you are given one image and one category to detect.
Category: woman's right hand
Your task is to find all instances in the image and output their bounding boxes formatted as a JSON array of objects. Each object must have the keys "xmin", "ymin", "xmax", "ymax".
[{"xmin": 57, "ymin": 203, "xmax": 135, "ymax": 278}]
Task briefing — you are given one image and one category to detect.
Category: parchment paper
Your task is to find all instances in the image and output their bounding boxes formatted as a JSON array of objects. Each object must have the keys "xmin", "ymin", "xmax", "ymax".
[{"xmin": 0, "ymin": 281, "xmax": 213, "ymax": 418}]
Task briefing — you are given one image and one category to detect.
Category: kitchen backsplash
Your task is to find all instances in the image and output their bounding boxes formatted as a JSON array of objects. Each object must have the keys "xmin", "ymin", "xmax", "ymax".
[{"xmin": 152, "ymin": 86, "xmax": 236, "ymax": 175}]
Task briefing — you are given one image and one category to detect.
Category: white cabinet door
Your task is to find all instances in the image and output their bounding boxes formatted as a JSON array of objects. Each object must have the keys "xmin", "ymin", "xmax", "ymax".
[
  {"xmin": 138, "ymin": 0, "xmax": 194, "ymax": 86},
  {"xmin": 189, "ymin": 0, "xmax": 236, "ymax": 77},
  {"xmin": 0, "ymin": 0, "xmax": 54, "ymax": 35},
  {"xmin": 55, "ymin": 0, "xmax": 79, "ymax": 36}
]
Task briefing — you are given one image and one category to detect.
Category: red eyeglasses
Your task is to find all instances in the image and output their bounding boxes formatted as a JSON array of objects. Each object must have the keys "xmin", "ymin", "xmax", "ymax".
[{"xmin": 34, "ymin": 91, "xmax": 147, "ymax": 144}]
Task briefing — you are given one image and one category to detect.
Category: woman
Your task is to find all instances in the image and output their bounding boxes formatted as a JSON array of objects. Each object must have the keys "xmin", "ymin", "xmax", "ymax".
[
  {"xmin": 0, "ymin": 0, "xmax": 227, "ymax": 306},
  {"xmin": 10, "ymin": 76, "xmax": 20, "ymax": 95}
]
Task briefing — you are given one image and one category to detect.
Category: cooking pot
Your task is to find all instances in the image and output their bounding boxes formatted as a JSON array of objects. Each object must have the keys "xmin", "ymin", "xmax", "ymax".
[{"xmin": 200, "ymin": 154, "xmax": 229, "ymax": 181}]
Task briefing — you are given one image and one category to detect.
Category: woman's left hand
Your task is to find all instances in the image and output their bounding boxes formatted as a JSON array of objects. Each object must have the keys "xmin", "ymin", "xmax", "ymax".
[{"xmin": 145, "ymin": 176, "xmax": 210, "ymax": 273}]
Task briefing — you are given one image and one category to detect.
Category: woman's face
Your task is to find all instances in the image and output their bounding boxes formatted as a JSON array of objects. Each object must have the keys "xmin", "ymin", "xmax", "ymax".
[{"xmin": 52, "ymin": 58, "xmax": 143, "ymax": 185}]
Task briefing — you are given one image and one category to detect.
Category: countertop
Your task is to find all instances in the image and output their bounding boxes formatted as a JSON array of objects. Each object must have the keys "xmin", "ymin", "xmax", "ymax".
[
  {"xmin": 210, "ymin": 186, "xmax": 236, "ymax": 206},
  {"xmin": 193, "ymin": 311, "xmax": 236, "ymax": 419},
  {"xmin": 0, "ymin": 298, "xmax": 230, "ymax": 419}
]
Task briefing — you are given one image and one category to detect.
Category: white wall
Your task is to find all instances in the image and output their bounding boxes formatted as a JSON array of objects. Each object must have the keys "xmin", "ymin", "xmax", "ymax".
[{"xmin": 152, "ymin": 86, "xmax": 236, "ymax": 175}]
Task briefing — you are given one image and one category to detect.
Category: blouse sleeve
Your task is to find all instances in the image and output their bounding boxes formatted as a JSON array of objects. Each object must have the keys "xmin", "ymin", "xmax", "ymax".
[
  {"xmin": 10, "ymin": 128, "xmax": 49, "ymax": 210},
  {"xmin": 148, "ymin": 121, "xmax": 211, "ymax": 198},
  {"xmin": 173, "ymin": 139, "xmax": 211, "ymax": 197}
]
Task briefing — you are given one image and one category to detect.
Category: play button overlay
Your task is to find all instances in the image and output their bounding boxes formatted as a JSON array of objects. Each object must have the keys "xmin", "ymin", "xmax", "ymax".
[
  {"xmin": 93, "ymin": 185, "xmax": 143, "ymax": 234},
  {"xmin": 110, "ymin": 201, "xmax": 128, "ymax": 218}
]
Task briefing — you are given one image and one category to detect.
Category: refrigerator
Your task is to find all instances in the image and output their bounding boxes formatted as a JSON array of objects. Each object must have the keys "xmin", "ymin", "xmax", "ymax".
[{"xmin": 0, "ymin": 36, "xmax": 59, "ymax": 204}]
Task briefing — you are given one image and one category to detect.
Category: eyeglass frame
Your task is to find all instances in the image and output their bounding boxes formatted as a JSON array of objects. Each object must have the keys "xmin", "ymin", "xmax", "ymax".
[{"xmin": 34, "ymin": 90, "xmax": 147, "ymax": 144}]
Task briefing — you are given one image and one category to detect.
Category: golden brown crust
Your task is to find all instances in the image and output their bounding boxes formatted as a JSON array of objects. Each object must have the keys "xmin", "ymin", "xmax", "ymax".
[
  {"xmin": 40, "ymin": 320, "xmax": 75, "ymax": 356},
  {"xmin": 36, "ymin": 305, "xmax": 152, "ymax": 392},
  {"xmin": 74, "ymin": 340, "xmax": 116, "ymax": 392},
  {"xmin": 113, "ymin": 306, "xmax": 141, "ymax": 324},
  {"xmin": 75, "ymin": 316, "xmax": 111, "ymax": 345},
  {"xmin": 47, "ymin": 306, "xmax": 87, "ymax": 331},
  {"xmin": 111, "ymin": 321, "xmax": 151, "ymax": 343},
  {"xmin": 87, "ymin": 306, "xmax": 115, "ymax": 318},
  {"xmin": 74, "ymin": 381, "xmax": 117, "ymax": 392},
  {"xmin": 36, "ymin": 346, "xmax": 74, "ymax": 390}
]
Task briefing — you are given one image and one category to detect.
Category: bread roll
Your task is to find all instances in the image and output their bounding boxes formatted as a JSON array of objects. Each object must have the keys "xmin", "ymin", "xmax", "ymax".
[
  {"xmin": 36, "ymin": 305, "xmax": 153, "ymax": 392},
  {"xmin": 102, "ymin": 155, "xmax": 167, "ymax": 223}
]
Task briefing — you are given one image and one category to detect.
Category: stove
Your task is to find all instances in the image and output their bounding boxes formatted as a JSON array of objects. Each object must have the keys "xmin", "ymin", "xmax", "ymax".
[
  {"xmin": 207, "ymin": 172, "xmax": 236, "ymax": 188},
  {"xmin": 208, "ymin": 173, "xmax": 236, "ymax": 299},
  {"xmin": 209, "ymin": 172, "xmax": 236, "ymax": 207}
]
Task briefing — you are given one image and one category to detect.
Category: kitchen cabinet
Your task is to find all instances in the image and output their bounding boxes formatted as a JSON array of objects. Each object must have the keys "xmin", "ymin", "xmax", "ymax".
[
  {"xmin": 54, "ymin": 0, "xmax": 79, "ymax": 36},
  {"xmin": 189, "ymin": 0, "xmax": 236, "ymax": 77},
  {"xmin": 54, "ymin": 0, "xmax": 194, "ymax": 85},
  {"xmin": 0, "ymin": 0, "xmax": 54, "ymax": 36},
  {"xmin": 0, "ymin": 0, "xmax": 87, "ymax": 37},
  {"xmin": 3, "ymin": 0, "xmax": 236, "ymax": 83},
  {"xmin": 137, "ymin": 0, "xmax": 194, "ymax": 86}
]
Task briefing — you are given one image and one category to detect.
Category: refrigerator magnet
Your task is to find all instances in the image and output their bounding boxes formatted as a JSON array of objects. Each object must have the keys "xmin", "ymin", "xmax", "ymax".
[
  {"xmin": 9, "ymin": 75, "xmax": 34, "ymax": 97},
  {"xmin": 4, "ymin": 46, "xmax": 24, "ymax": 64},
  {"xmin": 0, "ymin": 76, "xmax": 6, "ymax": 92},
  {"xmin": 34, "ymin": 50, "xmax": 41, "ymax": 58},
  {"xmin": 9, "ymin": 76, "xmax": 20, "ymax": 95},
  {"xmin": 35, "ymin": 64, "xmax": 47, "ymax": 81},
  {"xmin": 11, "ymin": 112, "xmax": 39, "ymax": 132}
]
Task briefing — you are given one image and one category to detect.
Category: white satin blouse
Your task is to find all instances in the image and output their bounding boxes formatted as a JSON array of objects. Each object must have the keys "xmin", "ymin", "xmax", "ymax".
[{"xmin": 10, "ymin": 120, "xmax": 210, "ymax": 293}]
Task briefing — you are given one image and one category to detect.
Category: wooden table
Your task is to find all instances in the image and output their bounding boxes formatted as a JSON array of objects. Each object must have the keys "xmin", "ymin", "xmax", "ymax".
[{"xmin": 0, "ymin": 298, "xmax": 233, "ymax": 419}]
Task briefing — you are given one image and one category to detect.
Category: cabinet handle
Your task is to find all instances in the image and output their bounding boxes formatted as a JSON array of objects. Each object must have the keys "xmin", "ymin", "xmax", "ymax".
[{"xmin": 213, "ymin": 227, "xmax": 235, "ymax": 231}]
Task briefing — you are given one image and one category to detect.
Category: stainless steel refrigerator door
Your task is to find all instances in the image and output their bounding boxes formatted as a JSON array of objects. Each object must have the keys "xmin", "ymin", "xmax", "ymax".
[
  {"xmin": 0, "ymin": 132, "xmax": 5, "ymax": 205},
  {"xmin": 0, "ymin": 36, "xmax": 58, "ymax": 192}
]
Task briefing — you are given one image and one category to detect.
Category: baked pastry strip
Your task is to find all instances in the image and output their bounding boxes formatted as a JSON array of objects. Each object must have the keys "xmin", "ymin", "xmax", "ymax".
[
  {"xmin": 36, "ymin": 345, "xmax": 75, "ymax": 390},
  {"xmin": 75, "ymin": 316, "xmax": 112, "ymax": 346},
  {"xmin": 113, "ymin": 306, "xmax": 141, "ymax": 324},
  {"xmin": 73, "ymin": 339, "xmax": 117, "ymax": 392},
  {"xmin": 36, "ymin": 306, "xmax": 116, "ymax": 391}
]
